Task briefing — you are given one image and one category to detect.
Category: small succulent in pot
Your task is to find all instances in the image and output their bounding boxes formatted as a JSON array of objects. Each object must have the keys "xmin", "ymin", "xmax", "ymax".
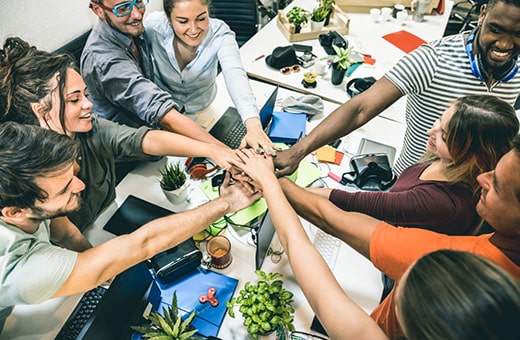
[{"xmin": 160, "ymin": 161, "xmax": 187, "ymax": 191}]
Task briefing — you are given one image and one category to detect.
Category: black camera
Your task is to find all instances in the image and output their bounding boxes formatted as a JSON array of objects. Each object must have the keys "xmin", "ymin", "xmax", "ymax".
[
  {"xmin": 342, "ymin": 153, "xmax": 396, "ymax": 191},
  {"xmin": 319, "ymin": 31, "xmax": 349, "ymax": 55}
]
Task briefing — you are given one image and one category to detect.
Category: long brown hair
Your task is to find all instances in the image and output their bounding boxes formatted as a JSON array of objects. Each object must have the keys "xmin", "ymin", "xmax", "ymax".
[
  {"xmin": 0, "ymin": 36, "xmax": 76, "ymax": 133},
  {"xmin": 420, "ymin": 95, "xmax": 519, "ymax": 196}
]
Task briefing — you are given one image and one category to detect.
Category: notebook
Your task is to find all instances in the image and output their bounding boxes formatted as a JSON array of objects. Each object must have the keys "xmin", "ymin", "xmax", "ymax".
[{"xmin": 209, "ymin": 86, "xmax": 279, "ymax": 148}]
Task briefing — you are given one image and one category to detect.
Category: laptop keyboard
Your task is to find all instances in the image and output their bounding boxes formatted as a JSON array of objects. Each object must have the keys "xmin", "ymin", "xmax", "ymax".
[
  {"xmin": 313, "ymin": 229, "xmax": 341, "ymax": 269},
  {"xmin": 222, "ymin": 123, "xmax": 247, "ymax": 149},
  {"xmin": 55, "ymin": 286, "xmax": 108, "ymax": 340}
]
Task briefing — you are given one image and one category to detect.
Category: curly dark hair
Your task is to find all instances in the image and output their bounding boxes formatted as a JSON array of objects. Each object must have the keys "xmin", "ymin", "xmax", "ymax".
[{"xmin": 0, "ymin": 36, "xmax": 76, "ymax": 132}]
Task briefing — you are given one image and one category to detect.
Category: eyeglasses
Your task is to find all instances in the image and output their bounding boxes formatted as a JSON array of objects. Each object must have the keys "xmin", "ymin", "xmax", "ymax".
[
  {"xmin": 90, "ymin": 0, "xmax": 149, "ymax": 17},
  {"xmin": 280, "ymin": 64, "xmax": 301, "ymax": 75}
]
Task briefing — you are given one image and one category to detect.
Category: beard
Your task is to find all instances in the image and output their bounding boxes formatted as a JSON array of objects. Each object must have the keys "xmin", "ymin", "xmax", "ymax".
[
  {"xmin": 104, "ymin": 11, "xmax": 144, "ymax": 37},
  {"xmin": 28, "ymin": 194, "xmax": 82, "ymax": 222}
]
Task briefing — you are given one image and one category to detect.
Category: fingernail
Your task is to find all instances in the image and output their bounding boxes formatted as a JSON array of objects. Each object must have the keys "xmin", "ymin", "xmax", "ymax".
[
  {"xmin": 255, "ymin": 149, "xmax": 262, "ymax": 154},
  {"xmin": 268, "ymin": 151, "xmax": 277, "ymax": 156}
]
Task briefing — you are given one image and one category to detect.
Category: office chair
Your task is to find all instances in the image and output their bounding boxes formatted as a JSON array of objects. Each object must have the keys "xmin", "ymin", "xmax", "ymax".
[
  {"xmin": 445, "ymin": 0, "xmax": 487, "ymax": 35},
  {"xmin": 209, "ymin": 0, "xmax": 258, "ymax": 47}
]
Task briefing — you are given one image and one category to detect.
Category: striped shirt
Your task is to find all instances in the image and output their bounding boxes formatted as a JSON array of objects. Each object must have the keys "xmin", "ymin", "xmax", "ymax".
[{"xmin": 385, "ymin": 33, "xmax": 520, "ymax": 174}]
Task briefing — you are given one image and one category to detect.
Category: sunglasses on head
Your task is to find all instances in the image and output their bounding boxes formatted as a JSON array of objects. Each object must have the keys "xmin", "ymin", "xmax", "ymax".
[
  {"xmin": 90, "ymin": 0, "xmax": 149, "ymax": 17},
  {"xmin": 280, "ymin": 64, "xmax": 301, "ymax": 75}
]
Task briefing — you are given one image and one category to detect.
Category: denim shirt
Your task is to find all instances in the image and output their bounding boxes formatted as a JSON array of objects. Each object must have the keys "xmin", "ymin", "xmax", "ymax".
[
  {"xmin": 81, "ymin": 20, "xmax": 178, "ymax": 128},
  {"xmin": 145, "ymin": 12, "xmax": 259, "ymax": 122}
]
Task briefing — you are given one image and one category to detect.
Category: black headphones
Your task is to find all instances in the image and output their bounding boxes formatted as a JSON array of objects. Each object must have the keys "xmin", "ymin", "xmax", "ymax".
[{"xmin": 465, "ymin": 27, "xmax": 518, "ymax": 82}]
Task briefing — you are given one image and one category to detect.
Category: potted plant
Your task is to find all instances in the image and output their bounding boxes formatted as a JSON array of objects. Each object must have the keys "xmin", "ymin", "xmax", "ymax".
[
  {"xmin": 329, "ymin": 44, "xmax": 353, "ymax": 85},
  {"xmin": 286, "ymin": 6, "xmax": 310, "ymax": 33},
  {"xmin": 320, "ymin": 0, "xmax": 336, "ymax": 26},
  {"xmin": 159, "ymin": 161, "xmax": 188, "ymax": 204},
  {"xmin": 131, "ymin": 291, "xmax": 202, "ymax": 340},
  {"xmin": 310, "ymin": 5, "xmax": 328, "ymax": 31},
  {"xmin": 226, "ymin": 270, "xmax": 295, "ymax": 339}
]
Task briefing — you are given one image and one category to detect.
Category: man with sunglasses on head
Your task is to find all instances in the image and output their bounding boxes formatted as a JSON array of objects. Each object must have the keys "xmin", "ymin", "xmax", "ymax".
[{"xmin": 81, "ymin": 0, "xmax": 222, "ymax": 144}]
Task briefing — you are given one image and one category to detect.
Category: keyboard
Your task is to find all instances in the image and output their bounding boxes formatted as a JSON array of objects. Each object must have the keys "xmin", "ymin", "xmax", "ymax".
[
  {"xmin": 55, "ymin": 286, "xmax": 108, "ymax": 340},
  {"xmin": 313, "ymin": 228, "xmax": 341, "ymax": 269},
  {"xmin": 222, "ymin": 123, "xmax": 246, "ymax": 149}
]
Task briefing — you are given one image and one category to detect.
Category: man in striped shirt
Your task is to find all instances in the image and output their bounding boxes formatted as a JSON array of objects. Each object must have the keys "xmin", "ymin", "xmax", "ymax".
[{"xmin": 274, "ymin": 0, "xmax": 520, "ymax": 177}]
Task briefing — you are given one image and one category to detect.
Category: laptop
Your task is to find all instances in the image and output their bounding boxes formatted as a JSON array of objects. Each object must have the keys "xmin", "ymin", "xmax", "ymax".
[
  {"xmin": 209, "ymin": 86, "xmax": 279, "ymax": 149},
  {"xmin": 253, "ymin": 210, "xmax": 276, "ymax": 270},
  {"xmin": 56, "ymin": 261, "xmax": 161, "ymax": 340}
]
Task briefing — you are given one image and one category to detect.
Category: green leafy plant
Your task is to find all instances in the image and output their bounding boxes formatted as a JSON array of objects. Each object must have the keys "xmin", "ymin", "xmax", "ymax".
[
  {"xmin": 226, "ymin": 270, "xmax": 295, "ymax": 339},
  {"xmin": 320, "ymin": 0, "xmax": 336, "ymax": 12},
  {"xmin": 159, "ymin": 161, "xmax": 187, "ymax": 191},
  {"xmin": 331, "ymin": 44, "xmax": 354, "ymax": 71},
  {"xmin": 311, "ymin": 5, "xmax": 329, "ymax": 22},
  {"xmin": 131, "ymin": 291, "xmax": 202, "ymax": 340},
  {"xmin": 286, "ymin": 6, "xmax": 310, "ymax": 32}
]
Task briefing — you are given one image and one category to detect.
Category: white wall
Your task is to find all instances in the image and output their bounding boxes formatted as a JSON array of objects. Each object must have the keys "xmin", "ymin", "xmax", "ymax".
[{"xmin": 0, "ymin": 0, "xmax": 164, "ymax": 51}]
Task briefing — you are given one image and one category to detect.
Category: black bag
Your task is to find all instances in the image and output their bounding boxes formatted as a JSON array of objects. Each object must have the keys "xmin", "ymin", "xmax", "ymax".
[
  {"xmin": 149, "ymin": 238, "xmax": 203, "ymax": 284},
  {"xmin": 341, "ymin": 153, "xmax": 397, "ymax": 191},
  {"xmin": 319, "ymin": 31, "xmax": 348, "ymax": 55}
]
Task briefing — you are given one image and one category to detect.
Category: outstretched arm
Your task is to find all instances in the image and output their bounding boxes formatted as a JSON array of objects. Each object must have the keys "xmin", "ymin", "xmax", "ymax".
[
  {"xmin": 141, "ymin": 128, "xmax": 240, "ymax": 170},
  {"xmin": 230, "ymin": 149, "xmax": 387, "ymax": 340},
  {"xmin": 53, "ymin": 173, "xmax": 261, "ymax": 297},
  {"xmin": 160, "ymin": 108, "xmax": 227, "ymax": 146},
  {"xmin": 279, "ymin": 178, "xmax": 380, "ymax": 260},
  {"xmin": 273, "ymin": 77, "xmax": 402, "ymax": 176}
]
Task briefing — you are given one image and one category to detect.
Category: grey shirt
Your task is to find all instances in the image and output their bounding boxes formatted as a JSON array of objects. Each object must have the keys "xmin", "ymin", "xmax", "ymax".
[
  {"xmin": 68, "ymin": 116, "xmax": 151, "ymax": 230},
  {"xmin": 81, "ymin": 20, "xmax": 179, "ymax": 128},
  {"xmin": 0, "ymin": 219, "xmax": 77, "ymax": 328}
]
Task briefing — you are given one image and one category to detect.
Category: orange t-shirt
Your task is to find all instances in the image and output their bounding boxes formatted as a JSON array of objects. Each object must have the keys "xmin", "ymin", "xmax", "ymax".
[{"xmin": 369, "ymin": 222, "xmax": 520, "ymax": 339}]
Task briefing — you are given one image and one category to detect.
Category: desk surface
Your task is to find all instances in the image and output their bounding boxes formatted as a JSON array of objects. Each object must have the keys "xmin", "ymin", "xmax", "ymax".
[
  {"xmin": 240, "ymin": 0, "xmax": 453, "ymax": 123},
  {"xmin": 1, "ymin": 79, "xmax": 405, "ymax": 340}
]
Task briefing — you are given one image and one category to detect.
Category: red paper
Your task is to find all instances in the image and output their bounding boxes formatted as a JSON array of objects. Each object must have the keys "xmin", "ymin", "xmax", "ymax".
[
  {"xmin": 382, "ymin": 30, "xmax": 427, "ymax": 54},
  {"xmin": 436, "ymin": 0, "xmax": 445, "ymax": 14}
]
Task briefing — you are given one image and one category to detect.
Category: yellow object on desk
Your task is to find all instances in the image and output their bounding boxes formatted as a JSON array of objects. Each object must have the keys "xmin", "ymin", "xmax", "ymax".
[{"xmin": 316, "ymin": 145, "xmax": 345, "ymax": 165}]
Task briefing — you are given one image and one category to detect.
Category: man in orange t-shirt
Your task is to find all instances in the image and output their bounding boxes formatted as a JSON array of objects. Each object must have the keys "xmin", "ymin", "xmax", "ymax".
[{"xmin": 279, "ymin": 135, "xmax": 520, "ymax": 339}]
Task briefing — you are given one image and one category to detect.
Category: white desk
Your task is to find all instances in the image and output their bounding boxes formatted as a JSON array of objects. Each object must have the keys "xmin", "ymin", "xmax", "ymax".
[
  {"xmin": 1, "ymin": 79, "xmax": 405, "ymax": 340},
  {"xmin": 240, "ymin": 0, "xmax": 453, "ymax": 123}
]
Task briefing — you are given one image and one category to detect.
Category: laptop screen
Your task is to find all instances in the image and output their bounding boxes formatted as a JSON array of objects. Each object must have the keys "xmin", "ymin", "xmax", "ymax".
[
  {"xmin": 254, "ymin": 210, "xmax": 276, "ymax": 270},
  {"xmin": 78, "ymin": 262, "xmax": 161, "ymax": 340},
  {"xmin": 259, "ymin": 86, "xmax": 279, "ymax": 129}
]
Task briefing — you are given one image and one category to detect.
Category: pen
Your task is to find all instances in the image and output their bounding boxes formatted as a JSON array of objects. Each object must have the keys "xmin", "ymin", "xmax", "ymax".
[{"xmin": 253, "ymin": 54, "xmax": 265, "ymax": 62}]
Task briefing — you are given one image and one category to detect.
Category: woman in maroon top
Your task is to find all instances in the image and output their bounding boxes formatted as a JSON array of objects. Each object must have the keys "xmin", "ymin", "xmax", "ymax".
[{"xmin": 311, "ymin": 95, "xmax": 518, "ymax": 235}]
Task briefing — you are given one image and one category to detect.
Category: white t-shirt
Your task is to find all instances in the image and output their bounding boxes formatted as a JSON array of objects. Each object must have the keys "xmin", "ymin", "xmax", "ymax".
[{"xmin": 0, "ymin": 219, "xmax": 77, "ymax": 327}]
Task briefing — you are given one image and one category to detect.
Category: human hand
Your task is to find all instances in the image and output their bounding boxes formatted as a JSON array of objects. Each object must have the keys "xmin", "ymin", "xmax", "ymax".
[
  {"xmin": 241, "ymin": 118, "xmax": 280, "ymax": 156},
  {"xmin": 272, "ymin": 148, "xmax": 302, "ymax": 177},
  {"xmin": 218, "ymin": 171, "xmax": 262, "ymax": 212},
  {"xmin": 208, "ymin": 145, "xmax": 242, "ymax": 171},
  {"xmin": 230, "ymin": 148, "xmax": 277, "ymax": 191}
]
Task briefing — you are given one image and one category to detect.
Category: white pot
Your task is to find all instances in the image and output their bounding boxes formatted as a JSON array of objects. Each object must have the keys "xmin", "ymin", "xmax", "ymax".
[
  {"xmin": 162, "ymin": 182, "xmax": 189, "ymax": 204},
  {"xmin": 310, "ymin": 19, "xmax": 325, "ymax": 32}
]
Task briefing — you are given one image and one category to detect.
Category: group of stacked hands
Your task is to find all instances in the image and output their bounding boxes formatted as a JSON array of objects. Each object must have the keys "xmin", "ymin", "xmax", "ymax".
[{"xmin": 1, "ymin": 0, "xmax": 520, "ymax": 339}]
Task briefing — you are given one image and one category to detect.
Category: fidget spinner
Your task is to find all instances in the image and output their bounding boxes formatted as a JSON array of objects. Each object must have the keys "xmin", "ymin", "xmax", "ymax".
[{"xmin": 199, "ymin": 287, "xmax": 218, "ymax": 307}]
